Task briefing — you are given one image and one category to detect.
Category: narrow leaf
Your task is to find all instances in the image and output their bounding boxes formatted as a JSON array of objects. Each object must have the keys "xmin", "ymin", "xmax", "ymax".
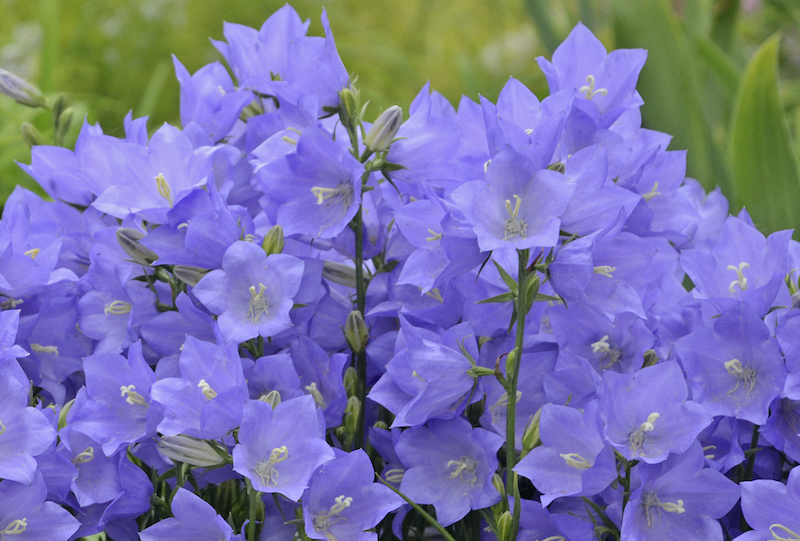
[
  {"xmin": 729, "ymin": 33, "xmax": 800, "ymax": 235},
  {"xmin": 492, "ymin": 260, "xmax": 518, "ymax": 293},
  {"xmin": 476, "ymin": 292, "xmax": 515, "ymax": 304}
]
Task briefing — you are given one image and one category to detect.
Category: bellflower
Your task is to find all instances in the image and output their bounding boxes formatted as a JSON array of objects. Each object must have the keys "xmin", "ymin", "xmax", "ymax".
[
  {"xmin": 621, "ymin": 442, "xmax": 739, "ymax": 541},
  {"xmin": 139, "ymin": 487, "xmax": 243, "ymax": 541},
  {"xmin": 0, "ymin": 472, "xmax": 80, "ymax": 541},
  {"xmin": 738, "ymin": 465, "xmax": 800, "ymax": 541},
  {"xmin": 192, "ymin": 241, "xmax": 304, "ymax": 343},
  {"xmin": 675, "ymin": 302, "xmax": 786, "ymax": 425},
  {"xmin": 395, "ymin": 417, "xmax": 503, "ymax": 526},
  {"xmin": 232, "ymin": 396, "xmax": 335, "ymax": 501},
  {"xmin": 302, "ymin": 450, "xmax": 403, "ymax": 541}
]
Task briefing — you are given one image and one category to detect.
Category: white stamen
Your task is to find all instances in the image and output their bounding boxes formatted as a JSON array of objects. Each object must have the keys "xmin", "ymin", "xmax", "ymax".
[
  {"xmin": 560, "ymin": 453, "xmax": 591, "ymax": 470},
  {"xmin": 247, "ymin": 284, "xmax": 270, "ymax": 324},
  {"xmin": 313, "ymin": 495, "xmax": 353, "ymax": 533},
  {"xmin": 503, "ymin": 194, "xmax": 528, "ymax": 241},
  {"xmin": 629, "ymin": 412, "xmax": 661, "ymax": 454},
  {"xmin": 305, "ymin": 382, "xmax": 327, "ymax": 408},
  {"xmin": 73, "ymin": 446, "xmax": 95, "ymax": 464},
  {"xmin": 642, "ymin": 493, "xmax": 685, "ymax": 528},
  {"xmin": 724, "ymin": 358, "xmax": 757, "ymax": 395},
  {"xmin": 426, "ymin": 228, "xmax": 443, "ymax": 242},
  {"xmin": 120, "ymin": 384, "xmax": 148, "ymax": 406},
  {"xmin": 578, "ymin": 74, "xmax": 608, "ymax": 100},
  {"xmin": 384, "ymin": 468, "xmax": 404, "ymax": 483},
  {"xmin": 642, "ymin": 182, "xmax": 661, "ymax": 202},
  {"xmin": 728, "ymin": 262, "xmax": 750, "ymax": 293},
  {"xmin": 770, "ymin": 524, "xmax": 800, "ymax": 540},
  {"xmin": 593, "ymin": 265, "xmax": 616, "ymax": 278},
  {"xmin": 254, "ymin": 446, "xmax": 289, "ymax": 487},
  {"xmin": 104, "ymin": 300, "xmax": 132, "ymax": 315},
  {"xmin": 197, "ymin": 379, "xmax": 217, "ymax": 400},
  {"xmin": 30, "ymin": 343, "xmax": 58, "ymax": 355},
  {"xmin": 311, "ymin": 181, "xmax": 354, "ymax": 211},
  {"xmin": 281, "ymin": 135, "xmax": 297, "ymax": 145},
  {"xmin": 1, "ymin": 518, "xmax": 27, "ymax": 536},
  {"xmin": 156, "ymin": 173, "xmax": 173, "ymax": 207},
  {"xmin": 447, "ymin": 455, "xmax": 478, "ymax": 485},
  {"xmin": 23, "ymin": 248, "xmax": 39, "ymax": 259}
]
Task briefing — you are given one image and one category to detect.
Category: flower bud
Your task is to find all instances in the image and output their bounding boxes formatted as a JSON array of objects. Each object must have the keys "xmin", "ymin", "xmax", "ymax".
[
  {"xmin": 344, "ymin": 395, "xmax": 361, "ymax": 435},
  {"xmin": 55, "ymin": 106, "xmax": 74, "ymax": 145},
  {"xmin": 497, "ymin": 511, "xmax": 513, "ymax": 541},
  {"xmin": 491, "ymin": 473, "xmax": 506, "ymax": 500},
  {"xmin": 364, "ymin": 105, "xmax": 402, "ymax": 152},
  {"xmin": 58, "ymin": 399, "xmax": 75, "ymax": 431},
  {"xmin": 322, "ymin": 261, "xmax": 357, "ymax": 288},
  {"xmin": 505, "ymin": 349, "xmax": 518, "ymax": 379},
  {"xmin": 521, "ymin": 407, "xmax": 542, "ymax": 458},
  {"xmin": 20, "ymin": 122, "xmax": 44, "ymax": 147},
  {"xmin": 0, "ymin": 68, "xmax": 47, "ymax": 108},
  {"xmin": 117, "ymin": 227, "xmax": 159, "ymax": 266},
  {"xmin": 343, "ymin": 366, "xmax": 358, "ymax": 398},
  {"xmin": 643, "ymin": 349, "xmax": 659, "ymax": 368},
  {"xmin": 261, "ymin": 225, "xmax": 285, "ymax": 256},
  {"xmin": 173, "ymin": 265, "xmax": 210, "ymax": 287},
  {"xmin": 344, "ymin": 310, "xmax": 368, "ymax": 354},
  {"xmin": 339, "ymin": 87, "xmax": 359, "ymax": 126},
  {"xmin": 157, "ymin": 435, "xmax": 226, "ymax": 468},
  {"xmin": 259, "ymin": 389, "xmax": 281, "ymax": 408}
]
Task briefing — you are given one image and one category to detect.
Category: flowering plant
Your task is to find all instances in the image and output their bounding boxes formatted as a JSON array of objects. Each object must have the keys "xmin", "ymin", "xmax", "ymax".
[{"xmin": 1, "ymin": 6, "xmax": 800, "ymax": 541}]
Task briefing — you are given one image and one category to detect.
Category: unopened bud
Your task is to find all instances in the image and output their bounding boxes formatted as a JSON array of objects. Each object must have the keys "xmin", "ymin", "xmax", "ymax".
[
  {"xmin": 364, "ymin": 105, "xmax": 402, "ymax": 152},
  {"xmin": 497, "ymin": 511, "xmax": 513, "ymax": 541},
  {"xmin": 343, "ymin": 366, "xmax": 358, "ymax": 398},
  {"xmin": 58, "ymin": 399, "xmax": 75, "ymax": 431},
  {"xmin": 322, "ymin": 261, "xmax": 357, "ymax": 288},
  {"xmin": 0, "ymin": 68, "xmax": 47, "ymax": 108},
  {"xmin": 344, "ymin": 310, "xmax": 369, "ymax": 354},
  {"xmin": 339, "ymin": 87, "xmax": 359, "ymax": 125},
  {"xmin": 261, "ymin": 225, "xmax": 284, "ymax": 255},
  {"xmin": 506, "ymin": 349, "xmax": 518, "ymax": 378},
  {"xmin": 643, "ymin": 349, "xmax": 659, "ymax": 368},
  {"xmin": 521, "ymin": 407, "xmax": 542, "ymax": 458},
  {"xmin": 491, "ymin": 473, "xmax": 506, "ymax": 500},
  {"xmin": 55, "ymin": 107, "xmax": 74, "ymax": 144},
  {"xmin": 344, "ymin": 395, "xmax": 361, "ymax": 435},
  {"xmin": 373, "ymin": 420, "xmax": 388, "ymax": 430},
  {"xmin": 259, "ymin": 389, "xmax": 281, "ymax": 408},
  {"xmin": 467, "ymin": 365, "xmax": 497, "ymax": 378},
  {"xmin": 20, "ymin": 122, "xmax": 44, "ymax": 147},
  {"xmin": 117, "ymin": 228, "xmax": 159, "ymax": 266},
  {"xmin": 157, "ymin": 435, "xmax": 226, "ymax": 468},
  {"xmin": 173, "ymin": 265, "xmax": 209, "ymax": 286}
]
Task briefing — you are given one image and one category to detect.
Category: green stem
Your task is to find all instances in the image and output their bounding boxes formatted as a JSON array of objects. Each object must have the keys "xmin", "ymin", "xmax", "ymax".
[
  {"xmin": 505, "ymin": 249, "xmax": 529, "ymax": 540},
  {"xmin": 246, "ymin": 478, "xmax": 260, "ymax": 541},
  {"xmin": 743, "ymin": 423, "xmax": 759, "ymax": 482},
  {"xmin": 353, "ymin": 202, "xmax": 367, "ymax": 450},
  {"xmin": 582, "ymin": 497, "xmax": 620, "ymax": 538},
  {"xmin": 376, "ymin": 476, "xmax": 457, "ymax": 541}
]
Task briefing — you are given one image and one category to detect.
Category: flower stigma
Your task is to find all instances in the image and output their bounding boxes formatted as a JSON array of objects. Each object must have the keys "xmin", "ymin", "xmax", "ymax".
[
  {"xmin": 642, "ymin": 492, "xmax": 685, "ymax": 528},
  {"xmin": 728, "ymin": 262, "xmax": 750, "ymax": 293},
  {"xmin": 579, "ymin": 74, "xmax": 608, "ymax": 100},
  {"xmin": 254, "ymin": 445, "xmax": 289, "ymax": 487},
  {"xmin": 311, "ymin": 181, "xmax": 354, "ymax": 211},
  {"xmin": 155, "ymin": 173, "xmax": 174, "ymax": 207},
  {"xmin": 642, "ymin": 182, "xmax": 661, "ymax": 202},
  {"xmin": 559, "ymin": 453, "xmax": 591, "ymax": 470},
  {"xmin": 447, "ymin": 455, "xmax": 478, "ymax": 485},
  {"xmin": 30, "ymin": 343, "xmax": 58, "ymax": 355},
  {"xmin": 313, "ymin": 495, "xmax": 353, "ymax": 537},
  {"xmin": 120, "ymin": 384, "xmax": 148, "ymax": 406},
  {"xmin": 593, "ymin": 265, "xmax": 616, "ymax": 278},
  {"xmin": 590, "ymin": 335, "xmax": 623, "ymax": 369},
  {"xmin": 23, "ymin": 248, "xmax": 39, "ymax": 259},
  {"xmin": 1, "ymin": 518, "xmax": 27, "ymax": 536},
  {"xmin": 197, "ymin": 379, "xmax": 218, "ymax": 400},
  {"xmin": 629, "ymin": 412, "xmax": 661, "ymax": 454},
  {"xmin": 426, "ymin": 228, "xmax": 443, "ymax": 242},
  {"xmin": 770, "ymin": 524, "xmax": 800, "ymax": 540},
  {"xmin": 724, "ymin": 358, "xmax": 757, "ymax": 394},
  {"xmin": 247, "ymin": 283, "xmax": 270, "ymax": 324},
  {"xmin": 104, "ymin": 300, "xmax": 132, "ymax": 316},
  {"xmin": 503, "ymin": 194, "xmax": 528, "ymax": 241},
  {"xmin": 73, "ymin": 446, "xmax": 95, "ymax": 464}
]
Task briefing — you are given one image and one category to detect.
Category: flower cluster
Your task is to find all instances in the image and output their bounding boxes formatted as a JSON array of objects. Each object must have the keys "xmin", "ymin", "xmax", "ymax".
[{"xmin": 2, "ymin": 5, "xmax": 800, "ymax": 541}]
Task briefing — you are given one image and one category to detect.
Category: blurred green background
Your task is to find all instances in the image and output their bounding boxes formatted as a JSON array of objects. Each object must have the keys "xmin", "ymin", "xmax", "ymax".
[{"xmin": 1, "ymin": 0, "xmax": 800, "ymax": 233}]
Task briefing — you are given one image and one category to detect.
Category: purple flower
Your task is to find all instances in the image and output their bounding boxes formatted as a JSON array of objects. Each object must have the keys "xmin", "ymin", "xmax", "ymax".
[
  {"xmin": 738, "ymin": 465, "xmax": 800, "ymax": 541},
  {"xmin": 232, "ymin": 396, "xmax": 334, "ymax": 501},
  {"xmin": 621, "ymin": 442, "xmax": 739, "ymax": 541},
  {"xmin": 139, "ymin": 487, "xmax": 243, "ymax": 541},
  {"xmin": 192, "ymin": 241, "xmax": 304, "ymax": 343},
  {"xmin": 395, "ymin": 417, "xmax": 503, "ymax": 526},
  {"xmin": 0, "ymin": 472, "xmax": 80, "ymax": 541},
  {"xmin": 302, "ymin": 450, "xmax": 403, "ymax": 541},
  {"xmin": 675, "ymin": 302, "xmax": 786, "ymax": 425}
]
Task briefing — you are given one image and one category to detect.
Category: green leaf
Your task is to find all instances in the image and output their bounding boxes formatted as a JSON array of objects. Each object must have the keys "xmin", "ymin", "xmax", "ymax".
[
  {"xmin": 729, "ymin": 33, "xmax": 800, "ymax": 235},
  {"xmin": 492, "ymin": 260, "xmax": 518, "ymax": 293},
  {"xmin": 476, "ymin": 292, "xmax": 515, "ymax": 304},
  {"xmin": 694, "ymin": 35, "xmax": 740, "ymax": 95}
]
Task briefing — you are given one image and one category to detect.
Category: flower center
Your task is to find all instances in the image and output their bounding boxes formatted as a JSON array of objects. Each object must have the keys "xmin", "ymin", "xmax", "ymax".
[
  {"xmin": 311, "ymin": 181, "xmax": 354, "ymax": 211},
  {"xmin": 447, "ymin": 455, "xmax": 478, "ymax": 485},
  {"xmin": 254, "ymin": 445, "xmax": 289, "ymax": 487},
  {"xmin": 305, "ymin": 382, "xmax": 327, "ymax": 408},
  {"xmin": 1, "ymin": 518, "xmax": 27, "ymax": 536},
  {"xmin": 642, "ymin": 182, "xmax": 661, "ymax": 202},
  {"xmin": 503, "ymin": 194, "xmax": 528, "ymax": 241},
  {"xmin": 642, "ymin": 492, "xmax": 685, "ymax": 528},
  {"xmin": 770, "ymin": 524, "xmax": 800, "ymax": 540},
  {"xmin": 104, "ymin": 300, "xmax": 132, "ymax": 315},
  {"xmin": 247, "ymin": 284, "xmax": 269, "ymax": 324},
  {"xmin": 30, "ymin": 343, "xmax": 58, "ymax": 355},
  {"xmin": 120, "ymin": 384, "xmax": 148, "ymax": 406},
  {"xmin": 313, "ymin": 495, "xmax": 352, "ymax": 535},
  {"xmin": 629, "ymin": 412, "xmax": 661, "ymax": 454},
  {"xmin": 197, "ymin": 379, "xmax": 218, "ymax": 400},
  {"xmin": 73, "ymin": 446, "xmax": 94, "ymax": 464},
  {"xmin": 590, "ymin": 335, "xmax": 623, "ymax": 369},
  {"xmin": 559, "ymin": 453, "xmax": 591, "ymax": 470},
  {"xmin": 156, "ymin": 173, "xmax": 174, "ymax": 207},
  {"xmin": 724, "ymin": 358, "xmax": 757, "ymax": 395},
  {"xmin": 579, "ymin": 74, "xmax": 608, "ymax": 100},
  {"xmin": 23, "ymin": 248, "xmax": 39, "ymax": 259},
  {"xmin": 593, "ymin": 265, "xmax": 616, "ymax": 278},
  {"xmin": 728, "ymin": 262, "xmax": 750, "ymax": 293}
]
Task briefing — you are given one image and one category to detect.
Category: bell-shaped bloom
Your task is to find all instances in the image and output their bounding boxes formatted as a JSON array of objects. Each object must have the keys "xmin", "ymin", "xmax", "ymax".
[
  {"xmin": 515, "ymin": 401, "xmax": 617, "ymax": 505},
  {"xmin": 621, "ymin": 442, "xmax": 739, "ymax": 541},
  {"xmin": 599, "ymin": 361, "xmax": 712, "ymax": 463},
  {"xmin": 150, "ymin": 336, "xmax": 248, "ymax": 440},
  {"xmin": 233, "ymin": 396, "xmax": 334, "ymax": 501},
  {"xmin": 738, "ymin": 465, "xmax": 800, "ymax": 541},
  {"xmin": 675, "ymin": 302, "xmax": 786, "ymax": 425},
  {"xmin": 302, "ymin": 450, "xmax": 403, "ymax": 541},
  {"xmin": 192, "ymin": 241, "xmax": 304, "ymax": 343},
  {"xmin": 396, "ymin": 417, "xmax": 503, "ymax": 526},
  {"xmin": 139, "ymin": 487, "xmax": 243, "ymax": 541},
  {"xmin": 450, "ymin": 146, "xmax": 575, "ymax": 251},
  {"xmin": 0, "ymin": 472, "xmax": 80, "ymax": 541}
]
